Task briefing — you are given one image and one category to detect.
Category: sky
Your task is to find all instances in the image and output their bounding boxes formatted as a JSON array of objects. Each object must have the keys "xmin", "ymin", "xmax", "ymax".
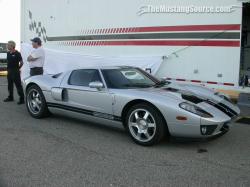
[{"xmin": 0, "ymin": 0, "xmax": 20, "ymax": 49}]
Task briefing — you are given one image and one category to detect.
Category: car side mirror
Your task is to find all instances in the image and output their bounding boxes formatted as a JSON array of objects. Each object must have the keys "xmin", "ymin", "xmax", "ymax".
[{"xmin": 89, "ymin": 81, "xmax": 104, "ymax": 90}]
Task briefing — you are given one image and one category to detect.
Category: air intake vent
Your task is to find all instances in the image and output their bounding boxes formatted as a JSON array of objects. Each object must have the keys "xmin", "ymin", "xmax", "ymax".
[
  {"xmin": 164, "ymin": 87, "xmax": 179, "ymax": 92},
  {"xmin": 52, "ymin": 73, "xmax": 62, "ymax": 78},
  {"xmin": 182, "ymin": 94, "xmax": 204, "ymax": 104}
]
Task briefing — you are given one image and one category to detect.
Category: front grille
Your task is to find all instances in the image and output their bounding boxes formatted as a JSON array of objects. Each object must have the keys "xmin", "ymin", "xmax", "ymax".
[
  {"xmin": 200, "ymin": 125, "xmax": 218, "ymax": 135},
  {"xmin": 206, "ymin": 100, "xmax": 238, "ymax": 118},
  {"xmin": 220, "ymin": 123, "xmax": 229, "ymax": 132}
]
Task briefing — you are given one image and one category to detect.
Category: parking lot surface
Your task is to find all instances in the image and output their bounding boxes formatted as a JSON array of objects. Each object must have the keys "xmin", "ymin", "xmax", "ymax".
[{"xmin": 0, "ymin": 77, "xmax": 249, "ymax": 187}]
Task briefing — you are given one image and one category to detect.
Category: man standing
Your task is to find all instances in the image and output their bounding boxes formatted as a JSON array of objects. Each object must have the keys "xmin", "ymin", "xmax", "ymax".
[
  {"xmin": 3, "ymin": 41, "xmax": 24, "ymax": 105},
  {"xmin": 27, "ymin": 37, "xmax": 45, "ymax": 76}
]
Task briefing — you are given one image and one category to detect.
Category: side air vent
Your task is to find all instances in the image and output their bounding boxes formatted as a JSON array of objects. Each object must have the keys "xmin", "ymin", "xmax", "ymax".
[{"xmin": 52, "ymin": 73, "xmax": 62, "ymax": 78}]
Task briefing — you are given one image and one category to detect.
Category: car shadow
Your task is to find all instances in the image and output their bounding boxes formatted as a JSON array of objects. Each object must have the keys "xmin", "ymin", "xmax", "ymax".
[{"xmin": 50, "ymin": 113, "xmax": 223, "ymax": 149}]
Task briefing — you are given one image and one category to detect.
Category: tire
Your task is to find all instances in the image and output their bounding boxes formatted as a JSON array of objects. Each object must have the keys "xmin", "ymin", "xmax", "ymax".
[
  {"xmin": 26, "ymin": 85, "xmax": 49, "ymax": 119},
  {"xmin": 125, "ymin": 103, "xmax": 167, "ymax": 146}
]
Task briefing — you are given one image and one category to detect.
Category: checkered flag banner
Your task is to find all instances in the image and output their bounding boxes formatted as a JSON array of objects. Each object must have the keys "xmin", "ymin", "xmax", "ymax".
[{"xmin": 28, "ymin": 11, "xmax": 48, "ymax": 42}]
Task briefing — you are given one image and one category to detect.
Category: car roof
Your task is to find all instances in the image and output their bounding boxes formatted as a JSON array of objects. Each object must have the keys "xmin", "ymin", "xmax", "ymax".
[
  {"xmin": 71, "ymin": 66, "xmax": 136, "ymax": 70},
  {"xmin": 100, "ymin": 66, "xmax": 135, "ymax": 70}
]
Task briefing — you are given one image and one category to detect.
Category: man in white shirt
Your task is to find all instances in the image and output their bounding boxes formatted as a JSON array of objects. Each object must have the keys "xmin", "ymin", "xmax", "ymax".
[{"xmin": 27, "ymin": 37, "xmax": 45, "ymax": 76}]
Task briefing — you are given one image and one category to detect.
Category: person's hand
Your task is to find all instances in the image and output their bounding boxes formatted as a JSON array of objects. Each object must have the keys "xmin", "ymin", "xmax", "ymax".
[
  {"xmin": 27, "ymin": 55, "xmax": 38, "ymax": 62},
  {"xmin": 19, "ymin": 61, "xmax": 24, "ymax": 69}
]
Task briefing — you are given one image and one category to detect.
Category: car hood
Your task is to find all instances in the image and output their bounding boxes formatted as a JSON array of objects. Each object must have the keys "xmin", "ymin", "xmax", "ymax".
[
  {"xmin": 166, "ymin": 82, "xmax": 219, "ymax": 101},
  {"xmin": 136, "ymin": 83, "xmax": 217, "ymax": 102},
  {"xmin": 126, "ymin": 82, "xmax": 240, "ymax": 115},
  {"xmin": 170, "ymin": 82, "xmax": 240, "ymax": 114}
]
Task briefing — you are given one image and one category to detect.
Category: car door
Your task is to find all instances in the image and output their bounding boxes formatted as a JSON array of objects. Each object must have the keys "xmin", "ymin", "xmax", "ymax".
[{"xmin": 60, "ymin": 69, "xmax": 114, "ymax": 119}]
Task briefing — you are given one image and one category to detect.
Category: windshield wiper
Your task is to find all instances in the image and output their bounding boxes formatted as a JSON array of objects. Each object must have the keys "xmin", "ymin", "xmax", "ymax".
[{"xmin": 121, "ymin": 83, "xmax": 153, "ymax": 88}]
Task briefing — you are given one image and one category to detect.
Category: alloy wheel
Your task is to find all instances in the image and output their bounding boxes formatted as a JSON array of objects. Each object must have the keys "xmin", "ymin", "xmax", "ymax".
[{"xmin": 128, "ymin": 109, "xmax": 156, "ymax": 142}]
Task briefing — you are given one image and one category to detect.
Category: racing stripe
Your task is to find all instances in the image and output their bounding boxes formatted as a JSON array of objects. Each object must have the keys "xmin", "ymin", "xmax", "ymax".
[
  {"xmin": 47, "ymin": 32, "xmax": 240, "ymax": 42},
  {"xmin": 47, "ymin": 103, "xmax": 122, "ymax": 122}
]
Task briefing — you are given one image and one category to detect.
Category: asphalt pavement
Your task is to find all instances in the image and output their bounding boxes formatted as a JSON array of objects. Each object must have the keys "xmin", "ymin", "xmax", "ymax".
[{"xmin": 0, "ymin": 77, "xmax": 249, "ymax": 187}]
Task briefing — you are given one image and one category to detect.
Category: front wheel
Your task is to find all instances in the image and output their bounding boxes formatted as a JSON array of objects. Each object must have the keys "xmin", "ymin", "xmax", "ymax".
[
  {"xmin": 125, "ymin": 103, "xmax": 167, "ymax": 146},
  {"xmin": 26, "ymin": 85, "xmax": 49, "ymax": 119}
]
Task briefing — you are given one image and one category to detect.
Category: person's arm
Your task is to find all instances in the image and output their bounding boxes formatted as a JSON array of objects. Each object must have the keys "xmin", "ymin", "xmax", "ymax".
[
  {"xmin": 19, "ymin": 60, "xmax": 24, "ymax": 69},
  {"xmin": 18, "ymin": 52, "xmax": 24, "ymax": 69},
  {"xmin": 27, "ymin": 50, "xmax": 40, "ymax": 62},
  {"xmin": 27, "ymin": 55, "xmax": 38, "ymax": 62}
]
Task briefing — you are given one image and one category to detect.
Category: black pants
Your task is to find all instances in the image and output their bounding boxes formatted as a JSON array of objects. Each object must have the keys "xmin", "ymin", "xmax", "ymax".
[
  {"xmin": 7, "ymin": 70, "xmax": 24, "ymax": 100},
  {"xmin": 30, "ymin": 67, "xmax": 44, "ymax": 76}
]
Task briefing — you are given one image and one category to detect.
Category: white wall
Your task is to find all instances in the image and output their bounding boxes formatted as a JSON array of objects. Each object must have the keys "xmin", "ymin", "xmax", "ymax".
[
  {"xmin": 0, "ymin": 0, "xmax": 20, "ymax": 50},
  {"xmin": 21, "ymin": 0, "xmax": 243, "ymax": 86}
]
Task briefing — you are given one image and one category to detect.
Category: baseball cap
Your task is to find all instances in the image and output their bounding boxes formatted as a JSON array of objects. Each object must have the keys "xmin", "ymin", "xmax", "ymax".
[{"xmin": 31, "ymin": 37, "xmax": 42, "ymax": 45}]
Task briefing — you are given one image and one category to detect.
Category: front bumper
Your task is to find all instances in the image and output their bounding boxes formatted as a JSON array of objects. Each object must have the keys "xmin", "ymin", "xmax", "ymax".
[{"xmin": 168, "ymin": 116, "xmax": 239, "ymax": 138}]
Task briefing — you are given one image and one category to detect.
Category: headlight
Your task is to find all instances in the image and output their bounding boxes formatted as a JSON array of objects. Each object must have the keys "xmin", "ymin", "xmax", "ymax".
[{"xmin": 179, "ymin": 102, "xmax": 213, "ymax": 118}]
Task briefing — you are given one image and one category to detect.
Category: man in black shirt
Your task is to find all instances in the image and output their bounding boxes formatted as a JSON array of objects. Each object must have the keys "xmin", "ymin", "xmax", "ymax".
[{"xmin": 3, "ymin": 41, "xmax": 24, "ymax": 105}]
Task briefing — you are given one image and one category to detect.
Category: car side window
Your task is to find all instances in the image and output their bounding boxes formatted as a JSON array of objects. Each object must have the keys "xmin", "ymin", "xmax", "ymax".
[{"xmin": 68, "ymin": 69, "xmax": 102, "ymax": 87}]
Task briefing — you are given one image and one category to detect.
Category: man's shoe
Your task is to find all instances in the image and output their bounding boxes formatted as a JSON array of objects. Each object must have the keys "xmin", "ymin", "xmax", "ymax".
[
  {"xmin": 3, "ymin": 98, "xmax": 14, "ymax": 102},
  {"xmin": 17, "ymin": 100, "xmax": 25, "ymax": 105}
]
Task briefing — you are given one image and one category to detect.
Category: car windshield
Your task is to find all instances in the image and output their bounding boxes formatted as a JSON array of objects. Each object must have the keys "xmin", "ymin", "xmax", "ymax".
[{"xmin": 102, "ymin": 68, "xmax": 162, "ymax": 89}]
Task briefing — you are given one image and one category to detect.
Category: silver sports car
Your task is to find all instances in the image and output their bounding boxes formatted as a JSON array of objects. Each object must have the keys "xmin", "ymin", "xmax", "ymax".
[{"xmin": 23, "ymin": 66, "xmax": 240, "ymax": 146}]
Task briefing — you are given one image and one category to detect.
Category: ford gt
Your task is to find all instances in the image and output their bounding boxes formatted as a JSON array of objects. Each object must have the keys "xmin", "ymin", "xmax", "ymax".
[{"xmin": 22, "ymin": 66, "xmax": 240, "ymax": 146}]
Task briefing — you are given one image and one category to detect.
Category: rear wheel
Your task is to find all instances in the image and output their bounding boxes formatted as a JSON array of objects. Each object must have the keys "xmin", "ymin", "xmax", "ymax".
[
  {"xmin": 26, "ymin": 85, "xmax": 49, "ymax": 118},
  {"xmin": 125, "ymin": 103, "xmax": 166, "ymax": 146}
]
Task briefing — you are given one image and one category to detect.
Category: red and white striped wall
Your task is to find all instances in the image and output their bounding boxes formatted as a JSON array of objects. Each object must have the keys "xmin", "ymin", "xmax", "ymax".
[{"xmin": 165, "ymin": 77, "xmax": 235, "ymax": 87}]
